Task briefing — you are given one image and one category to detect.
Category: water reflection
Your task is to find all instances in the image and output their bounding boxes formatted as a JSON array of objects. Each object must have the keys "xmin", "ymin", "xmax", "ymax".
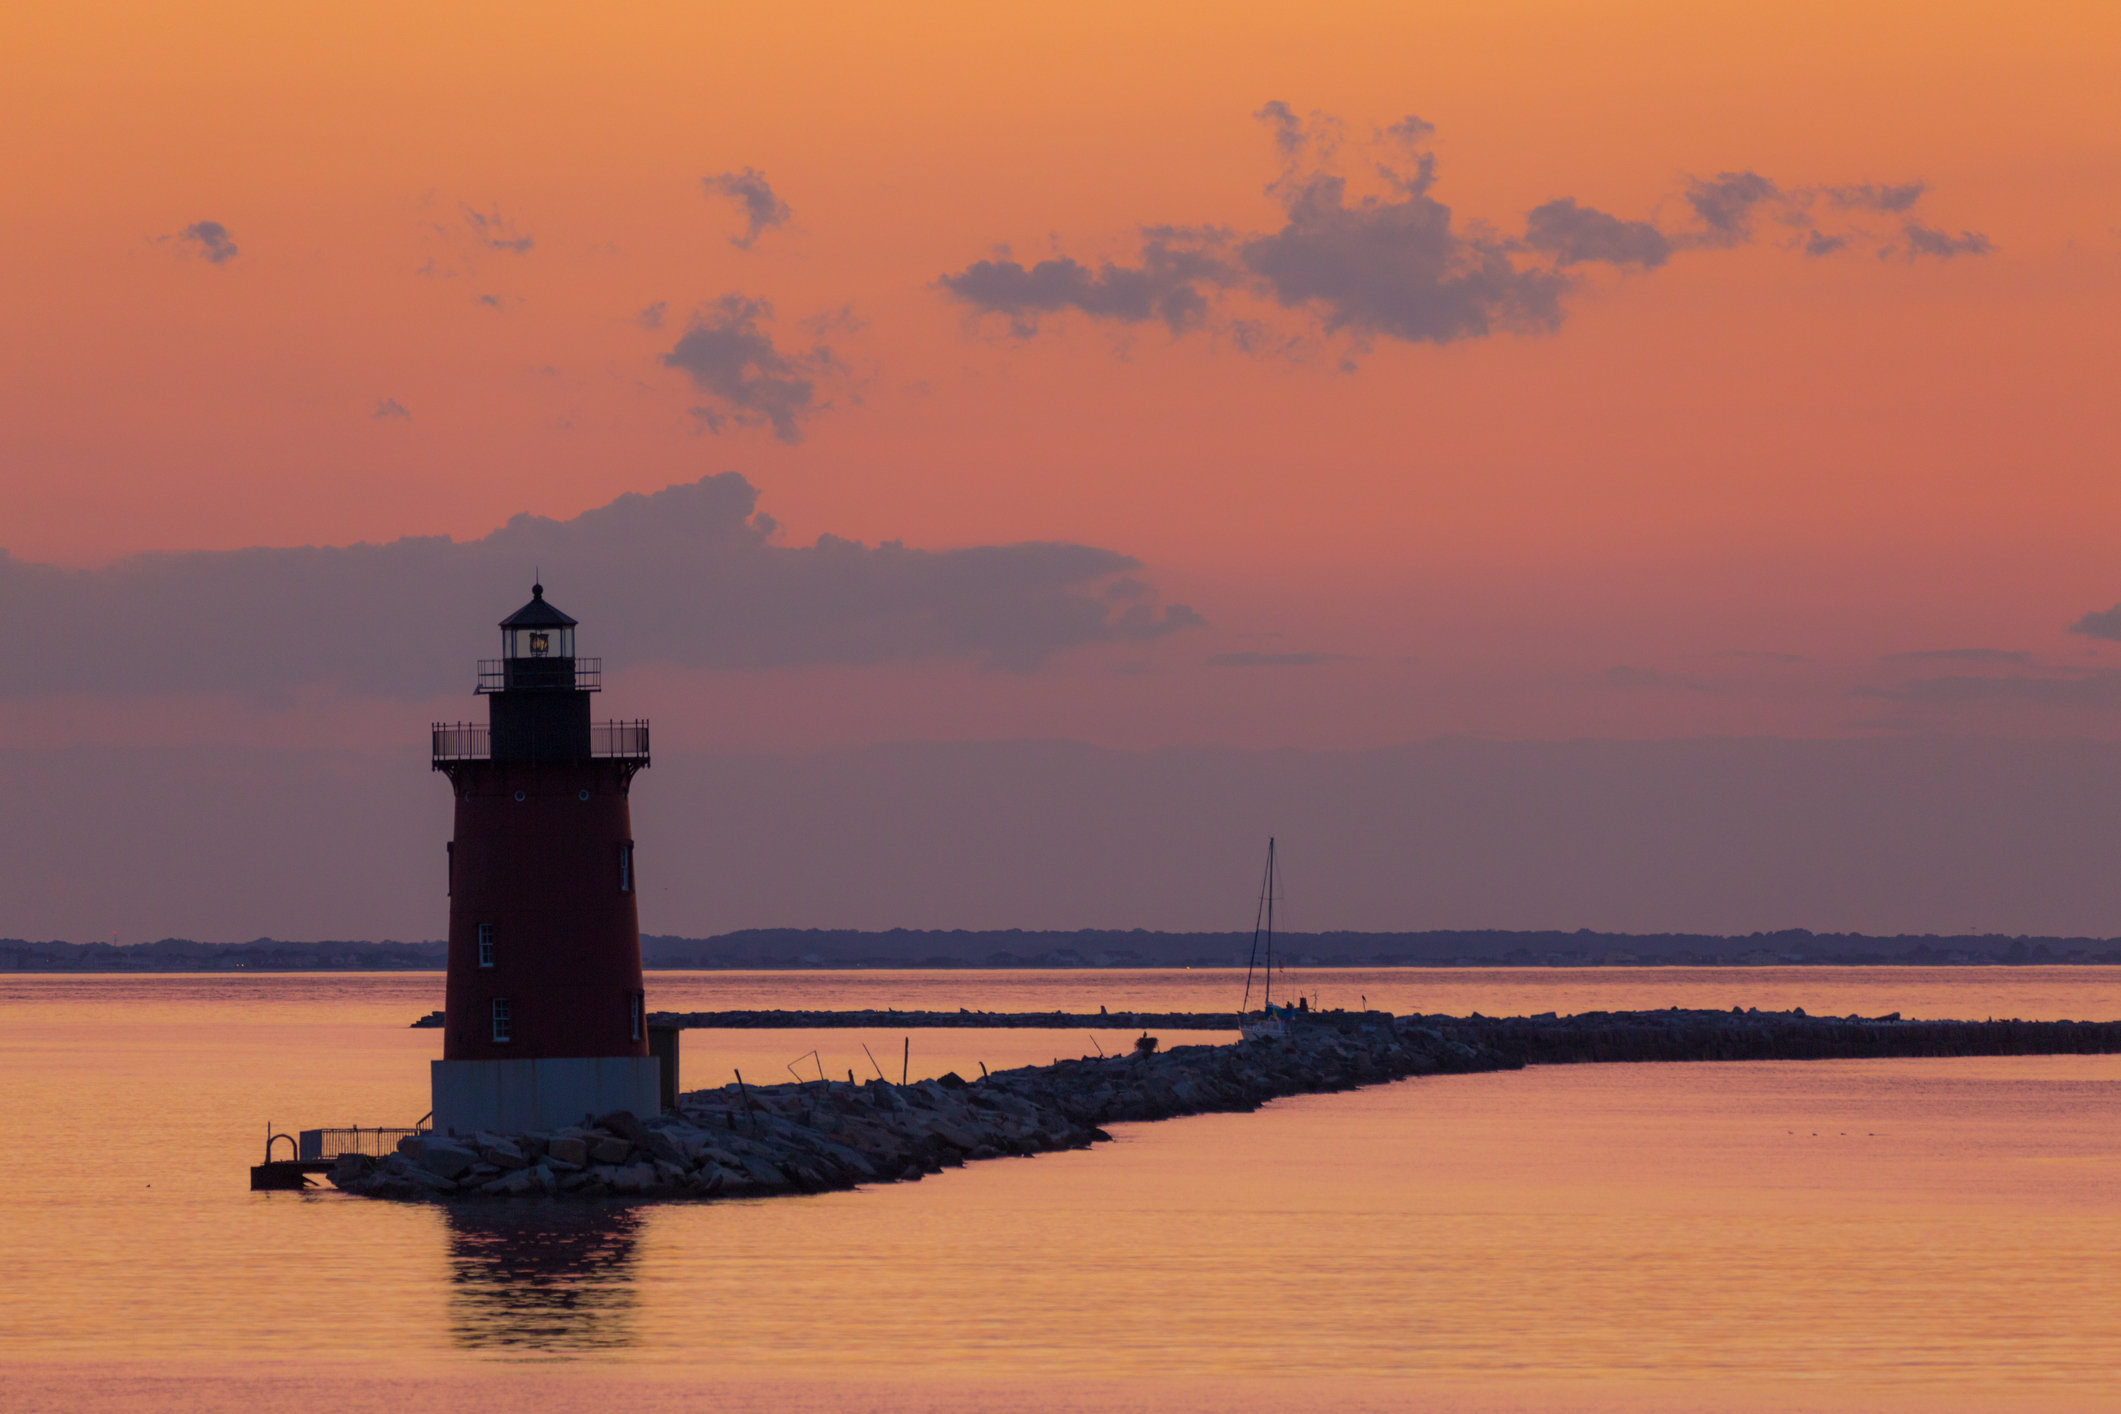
[{"xmin": 444, "ymin": 1202, "xmax": 646, "ymax": 1352}]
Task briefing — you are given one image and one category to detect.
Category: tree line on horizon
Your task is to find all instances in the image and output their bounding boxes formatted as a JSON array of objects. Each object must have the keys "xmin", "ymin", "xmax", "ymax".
[{"xmin": 3, "ymin": 928, "xmax": 2118, "ymax": 972}]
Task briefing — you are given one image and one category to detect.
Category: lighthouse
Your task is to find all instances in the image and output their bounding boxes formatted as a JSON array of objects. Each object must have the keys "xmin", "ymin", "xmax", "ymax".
[{"xmin": 428, "ymin": 584, "xmax": 658, "ymax": 1134}]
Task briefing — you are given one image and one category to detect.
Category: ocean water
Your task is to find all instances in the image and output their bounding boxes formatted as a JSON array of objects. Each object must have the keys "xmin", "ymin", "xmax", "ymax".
[{"xmin": 3, "ymin": 969, "xmax": 2119, "ymax": 1412}]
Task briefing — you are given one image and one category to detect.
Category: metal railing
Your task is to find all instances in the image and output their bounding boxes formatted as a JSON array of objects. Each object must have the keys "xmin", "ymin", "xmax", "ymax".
[
  {"xmin": 592, "ymin": 720, "xmax": 650, "ymax": 759},
  {"xmin": 476, "ymin": 657, "xmax": 601, "ymax": 693},
  {"xmin": 432, "ymin": 723, "xmax": 489, "ymax": 760},
  {"xmin": 299, "ymin": 1126, "xmax": 428, "ymax": 1161},
  {"xmin": 430, "ymin": 720, "xmax": 649, "ymax": 762}
]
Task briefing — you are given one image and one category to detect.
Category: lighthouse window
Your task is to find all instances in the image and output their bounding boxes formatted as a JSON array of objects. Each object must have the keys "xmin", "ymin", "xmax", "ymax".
[
  {"xmin": 491, "ymin": 998, "xmax": 511, "ymax": 1043},
  {"xmin": 619, "ymin": 842, "xmax": 634, "ymax": 894},
  {"xmin": 477, "ymin": 923, "xmax": 494, "ymax": 968},
  {"xmin": 630, "ymin": 992, "xmax": 643, "ymax": 1042}
]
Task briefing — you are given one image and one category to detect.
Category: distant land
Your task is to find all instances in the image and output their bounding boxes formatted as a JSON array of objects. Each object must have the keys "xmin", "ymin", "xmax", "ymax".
[{"xmin": 6, "ymin": 928, "xmax": 2121, "ymax": 972}]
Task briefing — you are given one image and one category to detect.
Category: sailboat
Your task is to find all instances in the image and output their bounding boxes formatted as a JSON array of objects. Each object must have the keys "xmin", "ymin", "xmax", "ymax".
[{"xmin": 1239, "ymin": 838, "xmax": 1292, "ymax": 1042}]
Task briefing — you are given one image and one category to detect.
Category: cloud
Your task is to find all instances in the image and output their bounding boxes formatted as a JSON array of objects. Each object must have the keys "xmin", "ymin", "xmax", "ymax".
[
  {"xmin": 1882, "ymin": 648, "xmax": 2031, "ymax": 664},
  {"xmin": 1682, "ymin": 172, "xmax": 1784, "ymax": 247},
  {"xmin": 1603, "ymin": 665, "xmax": 1713, "ymax": 691},
  {"xmin": 659, "ymin": 296, "xmax": 824, "ymax": 443},
  {"xmin": 0, "ymin": 475, "xmax": 1206, "ymax": 699},
  {"xmin": 1895, "ymin": 223, "xmax": 1994, "ymax": 261},
  {"xmin": 939, "ymin": 108, "xmax": 1972, "ymax": 357},
  {"xmin": 1854, "ymin": 673, "xmax": 2121, "ymax": 709},
  {"xmin": 1824, "ymin": 182, "xmax": 1927, "ymax": 213},
  {"xmin": 1523, "ymin": 197, "xmax": 1671, "ymax": 269},
  {"xmin": 1240, "ymin": 171, "xmax": 1568, "ymax": 345},
  {"xmin": 635, "ymin": 301, "xmax": 667, "ymax": 329},
  {"xmin": 179, "ymin": 221, "xmax": 238, "ymax": 264},
  {"xmin": 373, "ymin": 398, "xmax": 410, "ymax": 419},
  {"xmin": 2068, "ymin": 604, "xmax": 2121, "ymax": 642},
  {"xmin": 462, "ymin": 205, "xmax": 533, "ymax": 254},
  {"xmin": 1208, "ymin": 651, "xmax": 1354, "ymax": 667},
  {"xmin": 937, "ymin": 232, "xmax": 1232, "ymax": 336},
  {"xmin": 703, "ymin": 168, "xmax": 792, "ymax": 249}
]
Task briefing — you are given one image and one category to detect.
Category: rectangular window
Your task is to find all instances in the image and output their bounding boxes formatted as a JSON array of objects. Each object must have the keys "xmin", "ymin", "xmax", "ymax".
[
  {"xmin": 630, "ymin": 992, "xmax": 643, "ymax": 1042},
  {"xmin": 477, "ymin": 923, "xmax": 494, "ymax": 968},
  {"xmin": 619, "ymin": 842, "xmax": 634, "ymax": 894},
  {"xmin": 491, "ymin": 998, "xmax": 511, "ymax": 1043}
]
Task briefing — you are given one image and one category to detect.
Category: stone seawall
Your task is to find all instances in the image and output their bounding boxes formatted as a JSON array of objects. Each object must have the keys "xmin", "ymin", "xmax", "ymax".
[
  {"xmin": 330, "ymin": 1012, "xmax": 1503, "ymax": 1201},
  {"xmin": 1437, "ymin": 1008, "xmax": 2121, "ymax": 1064},
  {"xmin": 331, "ymin": 1007, "xmax": 2121, "ymax": 1203},
  {"xmin": 645, "ymin": 1008, "xmax": 1241, "ymax": 1030}
]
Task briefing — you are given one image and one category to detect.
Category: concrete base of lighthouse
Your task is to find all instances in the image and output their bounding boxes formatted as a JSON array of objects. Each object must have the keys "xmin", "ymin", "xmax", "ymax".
[{"xmin": 431, "ymin": 1057, "xmax": 661, "ymax": 1136}]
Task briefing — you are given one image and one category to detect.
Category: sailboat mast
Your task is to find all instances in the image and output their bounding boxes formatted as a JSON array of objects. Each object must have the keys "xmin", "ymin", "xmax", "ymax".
[{"xmin": 1264, "ymin": 837, "xmax": 1275, "ymax": 1011}]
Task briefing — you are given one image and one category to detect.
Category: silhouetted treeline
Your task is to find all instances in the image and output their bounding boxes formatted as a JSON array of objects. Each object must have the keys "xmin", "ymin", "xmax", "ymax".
[
  {"xmin": 9, "ymin": 927, "xmax": 2121, "ymax": 973},
  {"xmin": 647, "ymin": 927, "xmax": 2121, "ymax": 969},
  {"xmin": 0, "ymin": 937, "xmax": 446, "ymax": 972}
]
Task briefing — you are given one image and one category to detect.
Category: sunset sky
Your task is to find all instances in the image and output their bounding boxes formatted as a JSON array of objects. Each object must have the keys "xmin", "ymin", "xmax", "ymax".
[{"xmin": 4, "ymin": 2, "xmax": 2121, "ymax": 939}]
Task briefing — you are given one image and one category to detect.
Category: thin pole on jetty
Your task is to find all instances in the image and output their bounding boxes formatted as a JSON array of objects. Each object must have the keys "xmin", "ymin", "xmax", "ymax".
[
  {"xmin": 862, "ymin": 1043, "xmax": 886, "ymax": 1080},
  {"xmin": 1241, "ymin": 837, "xmax": 1278, "ymax": 1017},
  {"xmin": 902, "ymin": 1037, "xmax": 909, "ymax": 1085}
]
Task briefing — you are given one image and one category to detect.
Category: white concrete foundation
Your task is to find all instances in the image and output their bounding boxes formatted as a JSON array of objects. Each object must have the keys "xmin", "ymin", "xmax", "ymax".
[{"xmin": 431, "ymin": 1056, "xmax": 662, "ymax": 1136}]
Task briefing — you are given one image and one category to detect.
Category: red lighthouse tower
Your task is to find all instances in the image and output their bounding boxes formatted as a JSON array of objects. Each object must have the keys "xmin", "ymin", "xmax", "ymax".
[{"xmin": 428, "ymin": 584, "xmax": 657, "ymax": 1134}]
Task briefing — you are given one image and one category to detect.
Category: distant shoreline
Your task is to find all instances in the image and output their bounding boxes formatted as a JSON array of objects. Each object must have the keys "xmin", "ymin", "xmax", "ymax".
[{"xmin": 10, "ymin": 926, "xmax": 2121, "ymax": 973}]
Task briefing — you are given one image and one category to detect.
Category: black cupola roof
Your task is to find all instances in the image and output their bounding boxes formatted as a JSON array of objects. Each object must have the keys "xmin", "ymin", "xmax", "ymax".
[{"xmin": 499, "ymin": 582, "xmax": 578, "ymax": 629}]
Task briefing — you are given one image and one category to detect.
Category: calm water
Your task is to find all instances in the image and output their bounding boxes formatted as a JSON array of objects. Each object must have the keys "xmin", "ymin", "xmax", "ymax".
[{"xmin": 4, "ymin": 969, "xmax": 2120, "ymax": 1411}]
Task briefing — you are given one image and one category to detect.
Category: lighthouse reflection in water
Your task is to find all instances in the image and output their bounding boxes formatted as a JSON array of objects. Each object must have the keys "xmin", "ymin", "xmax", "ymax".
[{"xmin": 445, "ymin": 1205, "xmax": 644, "ymax": 1352}]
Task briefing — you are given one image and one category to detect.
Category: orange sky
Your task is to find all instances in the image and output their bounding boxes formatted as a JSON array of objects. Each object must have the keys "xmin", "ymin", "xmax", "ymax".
[{"xmin": 4, "ymin": 0, "xmax": 2119, "ymax": 750}]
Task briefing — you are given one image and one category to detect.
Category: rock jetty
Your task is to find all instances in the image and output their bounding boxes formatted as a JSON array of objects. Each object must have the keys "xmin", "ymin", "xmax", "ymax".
[
  {"xmin": 1423, "ymin": 1007, "xmax": 2121, "ymax": 1063},
  {"xmin": 646, "ymin": 1008, "xmax": 1243, "ymax": 1030},
  {"xmin": 333, "ymin": 1006, "xmax": 2121, "ymax": 1203},
  {"xmin": 330, "ymin": 1011, "xmax": 1507, "ymax": 1201}
]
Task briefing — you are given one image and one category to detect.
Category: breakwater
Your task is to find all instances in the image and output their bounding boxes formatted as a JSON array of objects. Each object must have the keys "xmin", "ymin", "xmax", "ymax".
[
  {"xmin": 1427, "ymin": 1007, "xmax": 2121, "ymax": 1063},
  {"xmin": 331, "ymin": 1011, "xmax": 1502, "ymax": 1200},
  {"xmin": 332, "ymin": 1007, "xmax": 2121, "ymax": 1202},
  {"xmin": 645, "ymin": 1008, "xmax": 1243, "ymax": 1030}
]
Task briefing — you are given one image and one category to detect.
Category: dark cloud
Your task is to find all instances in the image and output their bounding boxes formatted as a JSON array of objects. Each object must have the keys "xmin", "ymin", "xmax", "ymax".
[
  {"xmin": 0, "ymin": 475, "xmax": 1205, "ymax": 699},
  {"xmin": 938, "ymin": 108, "xmax": 1970, "ymax": 355},
  {"xmin": 1208, "ymin": 651, "xmax": 1354, "ymax": 667},
  {"xmin": 475, "ymin": 294, "xmax": 502, "ymax": 310},
  {"xmin": 462, "ymin": 206, "xmax": 533, "ymax": 254},
  {"xmin": 1682, "ymin": 172, "xmax": 1784, "ymax": 247},
  {"xmin": 936, "ymin": 232, "xmax": 1232, "ymax": 336},
  {"xmin": 635, "ymin": 302, "xmax": 667, "ymax": 329},
  {"xmin": 2068, "ymin": 605, "xmax": 2121, "ymax": 642},
  {"xmin": 1603, "ymin": 665, "xmax": 1714, "ymax": 691},
  {"xmin": 180, "ymin": 221, "xmax": 238, "ymax": 264},
  {"xmin": 1523, "ymin": 198, "xmax": 1671, "ymax": 269},
  {"xmin": 1882, "ymin": 648, "xmax": 2031, "ymax": 664},
  {"xmin": 1853, "ymin": 673, "xmax": 2121, "ymax": 708},
  {"xmin": 1896, "ymin": 223, "xmax": 1994, "ymax": 261},
  {"xmin": 703, "ymin": 168, "xmax": 792, "ymax": 250},
  {"xmin": 1240, "ymin": 170, "xmax": 1568, "ymax": 344},
  {"xmin": 1824, "ymin": 182, "xmax": 1927, "ymax": 213},
  {"xmin": 659, "ymin": 296, "xmax": 821, "ymax": 443},
  {"xmin": 373, "ymin": 398, "xmax": 410, "ymax": 419}
]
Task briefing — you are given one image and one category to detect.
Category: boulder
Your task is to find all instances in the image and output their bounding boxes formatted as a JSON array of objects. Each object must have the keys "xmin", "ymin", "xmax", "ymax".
[
  {"xmin": 328, "ymin": 1152, "xmax": 376, "ymax": 1187},
  {"xmin": 547, "ymin": 1136, "xmax": 589, "ymax": 1166},
  {"xmin": 594, "ymin": 1111, "xmax": 652, "ymax": 1146},
  {"xmin": 479, "ymin": 1138, "xmax": 529, "ymax": 1170},
  {"xmin": 741, "ymin": 1154, "xmax": 789, "ymax": 1188},
  {"xmin": 590, "ymin": 1136, "xmax": 633, "ymax": 1165},
  {"xmin": 414, "ymin": 1137, "xmax": 479, "ymax": 1180}
]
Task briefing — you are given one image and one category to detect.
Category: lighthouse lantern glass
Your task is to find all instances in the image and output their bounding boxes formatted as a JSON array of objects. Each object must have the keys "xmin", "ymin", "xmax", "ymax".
[{"xmin": 505, "ymin": 624, "xmax": 573, "ymax": 659}]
